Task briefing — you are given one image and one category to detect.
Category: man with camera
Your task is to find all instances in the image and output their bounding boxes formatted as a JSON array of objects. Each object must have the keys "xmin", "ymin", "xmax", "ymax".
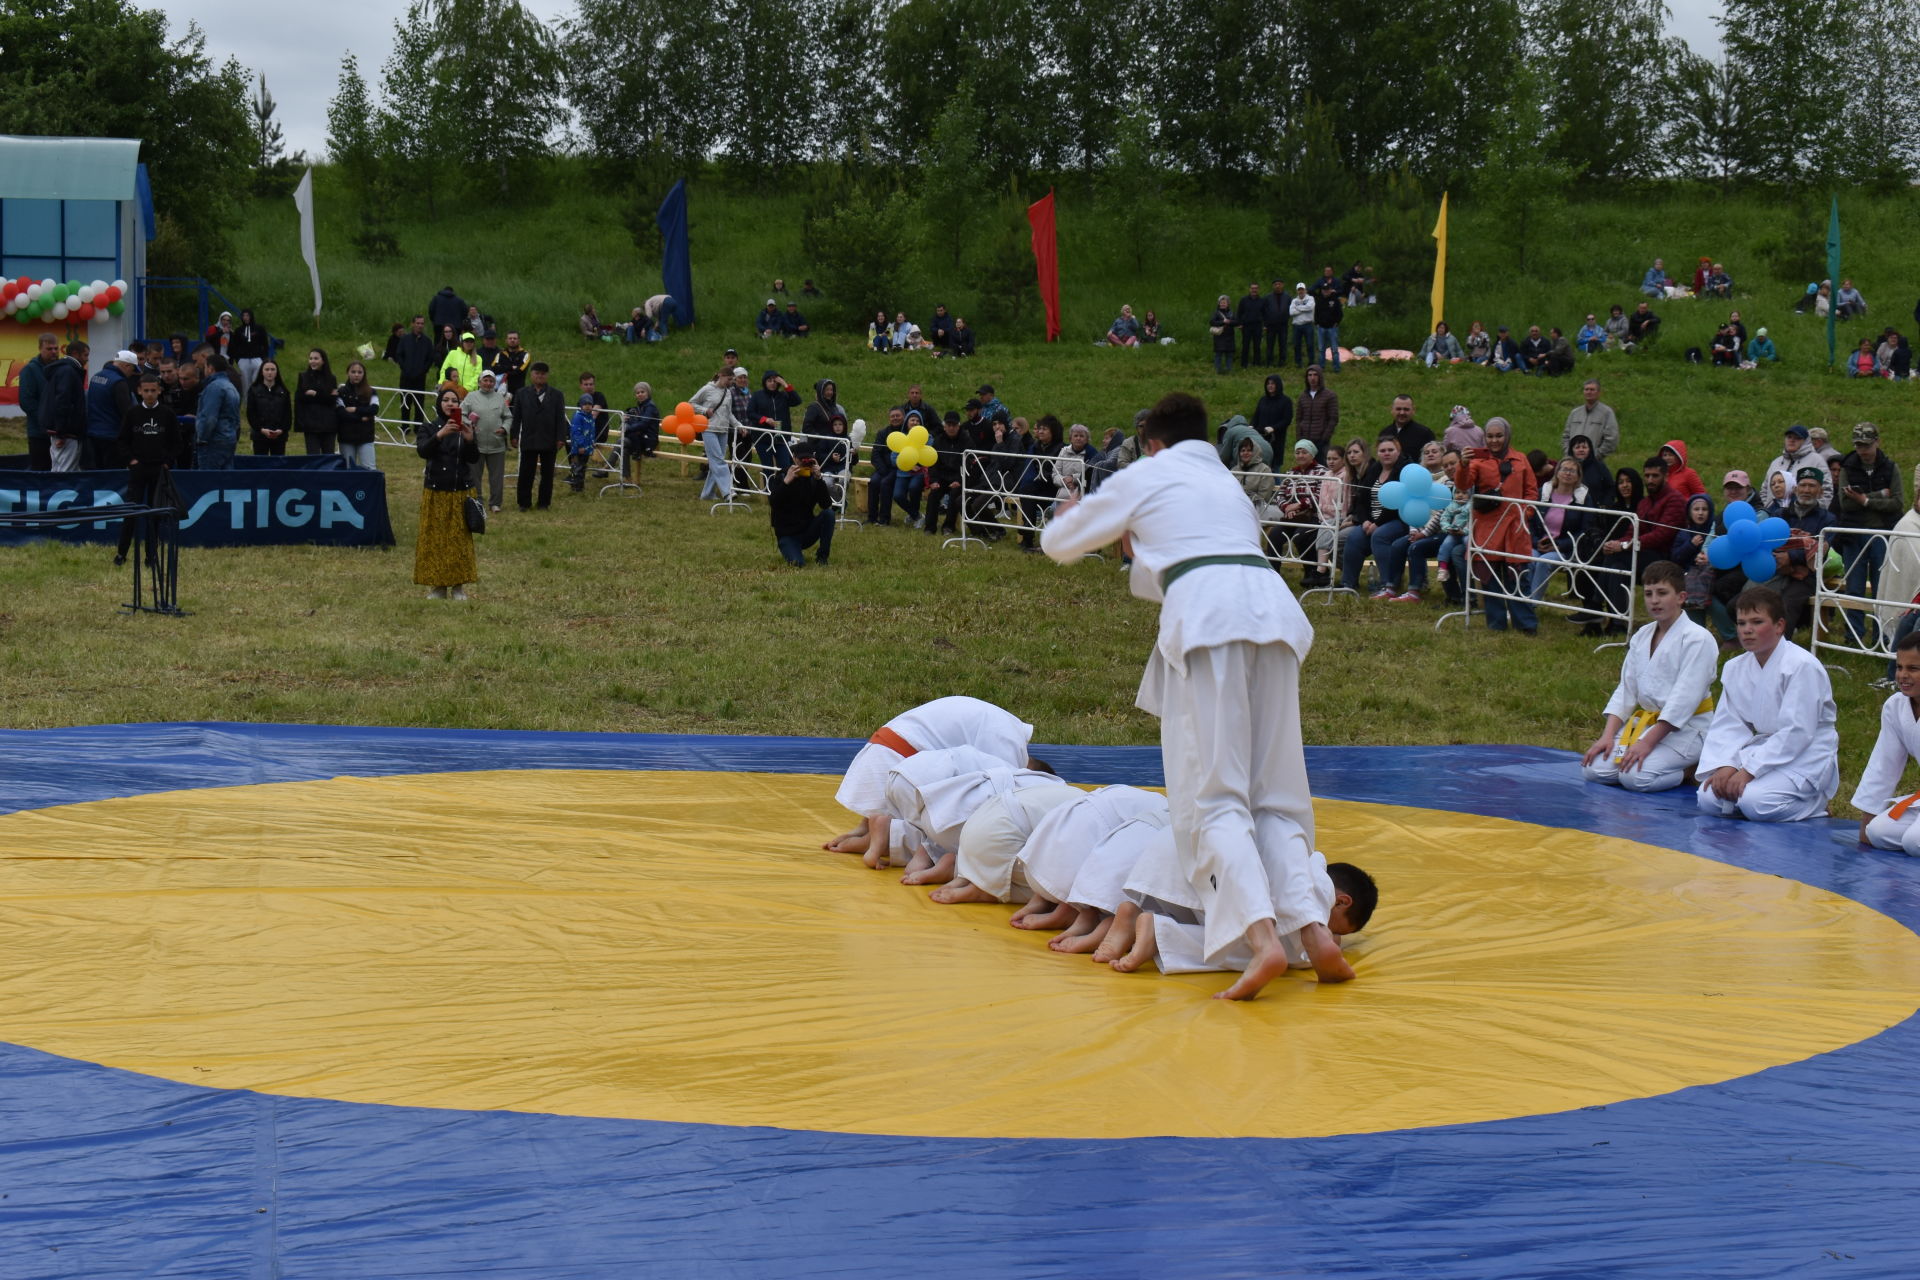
[{"xmin": 769, "ymin": 448, "xmax": 835, "ymax": 567}]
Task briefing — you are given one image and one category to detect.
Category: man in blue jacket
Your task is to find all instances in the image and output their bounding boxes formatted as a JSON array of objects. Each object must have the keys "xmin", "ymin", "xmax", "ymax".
[
  {"xmin": 195, "ymin": 355, "xmax": 243, "ymax": 471},
  {"xmin": 16, "ymin": 332, "xmax": 61, "ymax": 470},
  {"xmin": 756, "ymin": 300, "xmax": 783, "ymax": 338},
  {"xmin": 86, "ymin": 349, "xmax": 137, "ymax": 468}
]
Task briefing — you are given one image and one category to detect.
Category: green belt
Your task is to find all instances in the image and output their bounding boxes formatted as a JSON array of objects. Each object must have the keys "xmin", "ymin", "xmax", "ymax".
[{"xmin": 1160, "ymin": 554, "xmax": 1270, "ymax": 591}]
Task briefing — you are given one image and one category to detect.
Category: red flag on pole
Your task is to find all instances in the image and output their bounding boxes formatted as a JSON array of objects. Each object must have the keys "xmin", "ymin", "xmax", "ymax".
[{"xmin": 1027, "ymin": 189, "xmax": 1061, "ymax": 342}]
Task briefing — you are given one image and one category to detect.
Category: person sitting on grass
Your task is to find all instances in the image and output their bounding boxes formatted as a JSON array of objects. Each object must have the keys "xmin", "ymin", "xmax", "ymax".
[
  {"xmin": 1711, "ymin": 322, "xmax": 1740, "ymax": 367},
  {"xmin": 1625, "ymin": 301, "xmax": 1661, "ymax": 351},
  {"xmin": 1704, "ymin": 263, "xmax": 1733, "ymax": 298},
  {"xmin": 1417, "ymin": 321, "xmax": 1463, "ymax": 366},
  {"xmin": 1604, "ymin": 303, "xmax": 1630, "ymax": 349},
  {"xmin": 756, "ymin": 299, "xmax": 783, "ymax": 338},
  {"xmin": 1851, "ymin": 631, "xmax": 1920, "ymax": 852},
  {"xmin": 1490, "ymin": 324, "xmax": 1522, "ymax": 372},
  {"xmin": 867, "ymin": 310, "xmax": 893, "ymax": 352},
  {"xmin": 1520, "ymin": 324, "xmax": 1552, "ymax": 374},
  {"xmin": 1576, "ymin": 314, "xmax": 1608, "ymax": 355},
  {"xmin": 769, "ymin": 448, "xmax": 836, "ymax": 568},
  {"xmin": 947, "ymin": 316, "xmax": 976, "ymax": 358},
  {"xmin": 578, "ymin": 302, "xmax": 606, "ymax": 339},
  {"xmin": 1747, "ymin": 327, "xmax": 1778, "ymax": 363},
  {"xmin": 1106, "ymin": 305, "xmax": 1143, "ymax": 347},
  {"xmin": 1582, "ymin": 560, "xmax": 1718, "ymax": 792},
  {"xmin": 782, "ymin": 302, "xmax": 809, "ymax": 338},
  {"xmin": 1836, "ymin": 278, "xmax": 1868, "ymax": 318},
  {"xmin": 1641, "ymin": 258, "xmax": 1670, "ymax": 298},
  {"xmin": 1463, "ymin": 320, "xmax": 1492, "ymax": 364},
  {"xmin": 1848, "ymin": 337, "xmax": 1880, "ymax": 378},
  {"xmin": 1696, "ymin": 585, "xmax": 1840, "ymax": 823}
]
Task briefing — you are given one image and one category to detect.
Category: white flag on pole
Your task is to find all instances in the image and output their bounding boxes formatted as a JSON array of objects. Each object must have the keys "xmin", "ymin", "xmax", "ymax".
[{"xmin": 293, "ymin": 167, "xmax": 322, "ymax": 317}]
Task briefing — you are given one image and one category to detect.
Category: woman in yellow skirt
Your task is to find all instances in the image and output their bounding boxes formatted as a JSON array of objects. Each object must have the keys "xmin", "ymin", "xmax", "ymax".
[{"xmin": 415, "ymin": 387, "xmax": 480, "ymax": 599}]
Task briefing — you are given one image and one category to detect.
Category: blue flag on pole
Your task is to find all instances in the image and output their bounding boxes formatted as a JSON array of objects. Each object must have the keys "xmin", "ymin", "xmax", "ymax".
[
  {"xmin": 657, "ymin": 179, "xmax": 695, "ymax": 328},
  {"xmin": 1826, "ymin": 195, "xmax": 1840, "ymax": 368}
]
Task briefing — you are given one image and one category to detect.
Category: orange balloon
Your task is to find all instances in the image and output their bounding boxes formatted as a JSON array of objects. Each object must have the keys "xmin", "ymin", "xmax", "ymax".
[
  {"xmin": 675, "ymin": 424, "xmax": 697, "ymax": 445},
  {"xmin": 691, "ymin": 414, "xmax": 708, "ymax": 429},
  {"xmin": 676, "ymin": 401, "xmax": 696, "ymax": 418}
]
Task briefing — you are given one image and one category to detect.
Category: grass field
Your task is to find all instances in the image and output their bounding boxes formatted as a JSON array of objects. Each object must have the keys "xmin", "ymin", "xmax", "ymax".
[{"xmin": 4, "ymin": 175, "xmax": 1918, "ymax": 817}]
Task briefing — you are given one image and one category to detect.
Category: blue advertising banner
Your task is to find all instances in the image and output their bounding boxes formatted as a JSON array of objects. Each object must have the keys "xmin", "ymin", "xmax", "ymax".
[{"xmin": 0, "ymin": 469, "xmax": 396, "ymax": 547}]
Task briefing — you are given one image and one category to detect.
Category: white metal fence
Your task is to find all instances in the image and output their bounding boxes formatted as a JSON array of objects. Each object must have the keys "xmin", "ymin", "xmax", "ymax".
[
  {"xmin": 1435, "ymin": 491, "xmax": 1641, "ymax": 648},
  {"xmin": 1232, "ymin": 466, "xmax": 1354, "ymax": 603},
  {"xmin": 1813, "ymin": 524, "xmax": 1919, "ymax": 673}
]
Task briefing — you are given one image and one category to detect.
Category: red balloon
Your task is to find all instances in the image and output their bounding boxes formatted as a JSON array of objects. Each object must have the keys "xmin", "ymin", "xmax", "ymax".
[
  {"xmin": 76, "ymin": 303, "xmax": 95, "ymax": 322},
  {"xmin": 102, "ymin": 286, "xmax": 120, "ymax": 304}
]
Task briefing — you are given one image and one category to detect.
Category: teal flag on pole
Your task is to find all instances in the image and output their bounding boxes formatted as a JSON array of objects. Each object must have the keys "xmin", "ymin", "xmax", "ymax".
[{"xmin": 1826, "ymin": 196, "xmax": 1841, "ymax": 367}]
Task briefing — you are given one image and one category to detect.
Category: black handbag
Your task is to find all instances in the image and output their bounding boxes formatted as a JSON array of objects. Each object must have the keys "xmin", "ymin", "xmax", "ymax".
[{"xmin": 463, "ymin": 495, "xmax": 486, "ymax": 534}]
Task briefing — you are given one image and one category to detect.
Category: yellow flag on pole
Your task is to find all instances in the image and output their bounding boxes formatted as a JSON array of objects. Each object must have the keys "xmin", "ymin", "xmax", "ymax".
[{"xmin": 1429, "ymin": 191, "xmax": 1448, "ymax": 336}]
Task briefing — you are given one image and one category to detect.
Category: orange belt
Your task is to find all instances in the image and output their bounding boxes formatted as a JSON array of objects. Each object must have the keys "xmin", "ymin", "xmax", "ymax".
[
  {"xmin": 869, "ymin": 726, "xmax": 917, "ymax": 758},
  {"xmin": 1889, "ymin": 790, "xmax": 1920, "ymax": 820}
]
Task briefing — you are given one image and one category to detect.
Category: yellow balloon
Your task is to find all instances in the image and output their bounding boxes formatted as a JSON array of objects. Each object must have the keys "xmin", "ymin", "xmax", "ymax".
[
  {"xmin": 886, "ymin": 431, "xmax": 907, "ymax": 452},
  {"xmin": 919, "ymin": 445, "xmax": 938, "ymax": 468},
  {"xmin": 907, "ymin": 425, "xmax": 929, "ymax": 447}
]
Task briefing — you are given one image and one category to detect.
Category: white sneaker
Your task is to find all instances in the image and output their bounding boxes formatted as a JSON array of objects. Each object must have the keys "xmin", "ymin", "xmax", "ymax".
[
  {"xmin": 451, "ymin": 587, "xmax": 469, "ymax": 601},
  {"xmin": 426, "ymin": 587, "xmax": 448, "ymax": 600}
]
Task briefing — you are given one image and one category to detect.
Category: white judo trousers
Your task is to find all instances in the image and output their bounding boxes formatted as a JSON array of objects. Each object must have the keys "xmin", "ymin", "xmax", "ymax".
[
  {"xmin": 1850, "ymin": 692, "xmax": 1920, "ymax": 855},
  {"xmin": 1135, "ymin": 639, "xmax": 1319, "ymax": 966},
  {"xmin": 1861, "ymin": 809, "xmax": 1920, "ymax": 854},
  {"xmin": 1151, "ymin": 851, "xmax": 1337, "ymax": 975},
  {"xmin": 952, "ymin": 784, "xmax": 1086, "ymax": 900},
  {"xmin": 1695, "ymin": 774, "xmax": 1829, "ymax": 822}
]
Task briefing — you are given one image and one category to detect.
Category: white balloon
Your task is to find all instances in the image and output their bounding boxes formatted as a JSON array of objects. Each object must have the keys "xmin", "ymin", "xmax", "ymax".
[
  {"xmin": 77, "ymin": 285, "xmax": 96, "ymax": 303},
  {"xmin": 111, "ymin": 279, "xmax": 127, "ymax": 292},
  {"xmin": 90, "ymin": 279, "xmax": 106, "ymax": 293},
  {"xmin": 26, "ymin": 283, "xmax": 41, "ymax": 300},
  {"xmin": 50, "ymin": 302, "xmax": 69, "ymax": 320}
]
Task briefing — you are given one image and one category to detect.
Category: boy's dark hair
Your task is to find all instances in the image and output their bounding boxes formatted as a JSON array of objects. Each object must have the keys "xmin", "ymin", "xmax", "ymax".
[
  {"xmin": 943, "ymin": 410, "xmax": 961, "ymax": 424},
  {"xmin": 1641, "ymin": 560, "xmax": 1685, "ymax": 592},
  {"xmin": 129, "ymin": 339, "xmax": 147, "ymax": 355},
  {"xmin": 67, "ymin": 340, "xmax": 89, "ymax": 357},
  {"xmin": 1139, "ymin": 391, "xmax": 1208, "ymax": 447},
  {"xmin": 579, "ymin": 370, "xmax": 595, "ymax": 382},
  {"xmin": 529, "ymin": 361, "xmax": 549, "ymax": 374},
  {"xmin": 1024, "ymin": 756, "xmax": 1055, "ymax": 775},
  {"xmin": 1897, "ymin": 630, "xmax": 1920, "ymax": 657},
  {"xmin": 1328, "ymin": 862, "xmax": 1377, "ymax": 929},
  {"xmin": 136, "ymin": 372, "xmax": 162, "ymax": 388},
  {"xmin": 1643, "ymin": 455, "xmax": 1669, "ymax": 472},
  {"xmin": 1734, "ymin": 584, "xmax": 1786, "ymax": 623},
  {"xmin": 207, "ymin": 354, "xmax": 229, "ymax": 372}
]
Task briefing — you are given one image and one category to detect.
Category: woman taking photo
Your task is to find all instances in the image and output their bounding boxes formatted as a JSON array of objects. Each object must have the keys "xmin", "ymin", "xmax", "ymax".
[
  {"xmin": 296, "ymin": 348, "xmax": 338, "ymax": 455},
  {"xmin": 415, "ymin": 388, "xmax": 479, "ymax": 600},
  {"xmin": 336, "ymin": 359, "xmax": 381, "ymax": 468},
  {"xmin": 245, "ymin": 358, "xmax": 292, "ymax": 456}
]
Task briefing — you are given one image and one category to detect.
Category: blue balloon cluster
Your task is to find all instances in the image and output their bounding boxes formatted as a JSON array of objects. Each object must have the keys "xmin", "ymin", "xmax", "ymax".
[
  {"xmin": 1380, "ymin": 467, "xmax": 1453, "ymax": 527},
  {"xmin": 1705, "ymin": 499, "xmax": 1790, "ymax": 583}
]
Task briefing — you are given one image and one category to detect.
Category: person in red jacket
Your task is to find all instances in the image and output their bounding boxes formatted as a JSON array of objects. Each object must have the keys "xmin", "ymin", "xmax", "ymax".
[
  {"xmin": 1660, "ymin": 439, "xmax": 1705, "ymax": 500},
  {"xmin": 1454, "ymin": 415, "xmax": 1540, "ymax": 633},
  {"xmin": 1636, "ymin": 454, "xmax": 1691, "ymax": 562}
]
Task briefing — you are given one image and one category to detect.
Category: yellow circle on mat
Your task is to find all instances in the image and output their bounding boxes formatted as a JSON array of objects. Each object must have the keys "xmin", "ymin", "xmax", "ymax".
[{"xmin": 2, "ymin": 769, "xmax": 1918, "ymax": 1140}]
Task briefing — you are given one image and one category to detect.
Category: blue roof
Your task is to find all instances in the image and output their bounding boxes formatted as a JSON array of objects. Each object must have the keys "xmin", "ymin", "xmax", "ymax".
[{"xmin": 0, "ymin": 135, "xmax": 143, "ymax": 201}]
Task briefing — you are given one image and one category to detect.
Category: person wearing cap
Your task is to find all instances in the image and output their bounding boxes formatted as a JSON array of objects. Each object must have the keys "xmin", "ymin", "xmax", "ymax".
[
  {"xmin": 782, "ymin": 301, "xmax": 809, "ymax": 339},
  {"xmin": 1575, "ymin": 314, "xmax": 1607, "ymax": 355},
  {"xmin": 1489, "ymin": 324, "xmax": 1521, "ymax": 372},
  {"xmin": 1746, "ymin": 326, "xmax": 1778, "ymax": 364},
  {"xmin": 621, "ymin": 381, "xmax": 660, "ymax": 483},
  {"xmin": 1764, "ymin": 424, "xmax": 1834, "ymax": 509},
  {"xmin": 461, "ymin": 369, "xmax": 510, "ymax": 511},
  {"xmin": 1287, "ymin": 283, "xmax": 1316, "ymax": 366},
  {"xmin": 975, "ymin": 384, "xmax": 1010, "ymax": 429},
  {"xmin": 768, "ymin": 448, "xmax": 836, "ymax": 567},
  {"xmin": 1277, "ymin": 439, "xmax": 1336, "ymax": 588},
  {"xmin": 566, "ymin": 394, "xmax": 601, "ymax": 492},
  {"xmin": 757, "ymin": 299, "xmax": 783, "ymax": 339},
  {"xmin": 1763, "ymin": 467, "xmax": 1840, "ymax": 636},
  {"xmin": 84, "ymin": 348, "xmax": 139, "ymax": 468},
  {"xmin": 440, "ymin": 332, "xmax": 483, "ymax": 396},
  {"xmin": 1834, "ymin": 422, "xmax": 1904, "ymax": 643}
]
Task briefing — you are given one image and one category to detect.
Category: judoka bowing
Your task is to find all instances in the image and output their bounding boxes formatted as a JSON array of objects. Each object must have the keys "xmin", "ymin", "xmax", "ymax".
[
  {"xmin": 1850, "ymin": 631, "xmax": 1920, "ymax": 854},
  {"xmin": 1581, "ymin": 561, "xmax": 1719, "ymax": 792},
  {"xmin": 1040, "ymin": 390, "xmax": 1343, "ymax": 999},
  {"xmin": 825, "ymin": 696, "xmax": 1037, "ymax": 854},
  {"xmin": 861, "ymin": 745, "xmax": 1060, "ymax": 880},
  {"xmin": 1696, "ymin": 585, "xmax": 1840, "ymax": 822}
]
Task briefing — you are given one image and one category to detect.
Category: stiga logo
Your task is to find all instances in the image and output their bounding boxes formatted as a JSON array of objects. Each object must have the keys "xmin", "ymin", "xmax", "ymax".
[{"xmin": 0, "ymin": 486, "xmax": 366, "ymax": 530}]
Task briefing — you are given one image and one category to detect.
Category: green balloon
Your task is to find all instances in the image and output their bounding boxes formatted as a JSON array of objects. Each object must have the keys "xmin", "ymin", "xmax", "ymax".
[
  {"xmin": 107, "ymin": 299, "xmax": 124, "ymax": 317},
  {"xmin": 65, "ymin": 280, "xmax": 79, "ymax": 294}
]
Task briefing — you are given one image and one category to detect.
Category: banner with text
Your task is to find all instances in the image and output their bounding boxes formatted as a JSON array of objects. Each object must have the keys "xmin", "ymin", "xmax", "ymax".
[{"xmin": 0, "ymin": 468, "xmax": 396, "ymax": 547}]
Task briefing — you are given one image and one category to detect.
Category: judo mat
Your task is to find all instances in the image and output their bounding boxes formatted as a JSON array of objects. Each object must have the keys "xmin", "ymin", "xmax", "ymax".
[{"xmin": 2, "ymin": 723, "xmax": 1918, "ymax": 1278}]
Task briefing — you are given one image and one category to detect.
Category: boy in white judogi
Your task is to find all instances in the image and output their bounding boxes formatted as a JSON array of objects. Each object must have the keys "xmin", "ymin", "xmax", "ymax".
[
  {"xmin": 1697, "ymin": 584, "xmax": 1840, "ymax": 822},
  {"xmin": 863, "ymin": 746, "xmax": 1058, "ymax": 880},
  {"xmin": 1131, "ymin": 850, "xmax": 1376, "ymax": 977},
  {"xmin": 826, "ymin": 696, "xmax": 1035, "ymax": 854},
  {"xmin": 964, "ymin": 787, "xmax": 1168, "ymax": 938},
  {"xmin": 923, "ymin": 780, "xmax": 1086, "ymax": 900},
  {"xmin": 1041, "ymin": 392, "xmax": 1339, "ymax": 1000},
  {"xmin": 1582, "ymin": 560, "xmax": 1719, "ymax": 792},
  {"xmin": 1850, "ymin": 632, "xmax": 1920, "ymax": 853}
]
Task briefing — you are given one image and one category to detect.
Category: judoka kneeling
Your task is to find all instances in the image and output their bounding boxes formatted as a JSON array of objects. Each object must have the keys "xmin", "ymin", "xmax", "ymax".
[
  {"xmin": 825, "ymin": 696, "xmax": 1037, "ymax": 854},
  {"xmin": 863, "ymin": 745, "xmax": 1060, "ymax": 883},
  {"xmin": 1850, "ymin": 631, "xmax": 1920, "ymax": 854},
  {"xmin": 1582, "ymin": 561, "xmax": 1718, "ymax": 792},
  {"xmin": 1696, "ymin": 585, "xmax": 1840, "ymax": 822}
]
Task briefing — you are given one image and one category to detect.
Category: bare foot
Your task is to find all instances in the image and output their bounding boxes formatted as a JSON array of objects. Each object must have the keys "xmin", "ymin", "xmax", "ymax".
[
  {"xmin": 1109, "ymin": 912, "xmax": 1157, "ymax": 972},
  {"xmin": 929, "ymin": 878, "xmax": 999, "ymax": 904},
  {"xmin": 1008, "ymin": 897, "xmax": 1050, "ymax": 927},
  {"xmin": 1300, "ymin": 921, "xmax": 1356, "ymax": 984},
  {"xmin": 902, "ymin": 851, "xmax": 956, "ymax": 886},
  {"xmin": 1051, "ymin": 915, "xmax": 1112, "ymax": 953},
  {"xmin": 1215, "ymin": 943, "xmax": 1294, "ymax": 1001},
  {"xmin": 862, "ymin": 845, "xmax": 890, "ymax": 870},
  {"xmin": 1010, "ymin": 899, "xmax": 1076, "ymax": 930},
  {"xmin": 823, "ymin": 820, "xmax": 870, "ymax": 853},
  {"xmin": 1091, "ymin": 901, "xmax": 1139, "ymax": 962},
  {"xmin": 1046, "ymin": 907, "xmax": 1098, "ymax": 946}
]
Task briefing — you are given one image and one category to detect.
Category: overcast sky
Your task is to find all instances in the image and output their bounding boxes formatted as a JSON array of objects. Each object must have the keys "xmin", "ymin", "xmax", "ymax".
[{"xmin": 173, "ymin": 0, "xmax": 1726, "ymax": 158}]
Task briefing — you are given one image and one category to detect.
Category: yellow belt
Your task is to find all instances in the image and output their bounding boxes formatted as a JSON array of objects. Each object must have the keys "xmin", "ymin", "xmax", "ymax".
[{"xmin": 1616, "ymin": 698, "xmax": 1714, "ymax": 753}]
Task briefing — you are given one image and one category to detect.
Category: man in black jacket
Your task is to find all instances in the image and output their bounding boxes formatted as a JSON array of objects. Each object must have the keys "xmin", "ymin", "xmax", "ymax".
[
  {"xmin": 1261, "ymin": 279, "xmax": 1289, "ymax": 367},
  {"xmin": 895, "ymin": 384, "xmax": 940, "ymax": 430},
  {"xmin": 1519, "ymin": 325, "xmax": 1552, "ymax": 375},
  {"xmin": 115, "ymin": 373, "xmax": 186, "ymax": 565},
  {"xmin": 428, "ymin": 286, "xmax": 466, "ymax": 333},
  {"xmin": 42, "ymin": 342, "xmax": 89, "ymax": 471},
  {"xmin": 924, "ymin": 413, "xmax": 969, "ymax": 535},
  {"xmin": 769, "ymin": 449, "xmax": 835, "ymax": 567},
  {"xmin": 509, "ymin": 362, "xmax": 566, "ymax": 511},
  {"xmin": 1313, "ymin": 283, "xmax": 1344, "ymax": 372},
  {"xmin": 388, "ymin": 315, "xmax": 435, "ymax": 426},
  {"xmin": 1235, "ymin": 283, "xmax": 1264, "ymax": 369},
  {"xmin": 748, "ymin": 369, "xmax": 801, "ymax": 468}
]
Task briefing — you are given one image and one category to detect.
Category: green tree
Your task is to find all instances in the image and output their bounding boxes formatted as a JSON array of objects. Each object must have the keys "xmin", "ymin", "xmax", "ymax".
[
  {"xmin": 1099, "ymin": 104, "xmax": 1174, "ymax": 274},
  {"xmin": 1039, "ymin": 0, "xmax": 1145, "ymax": 181},
  {"xmin": 1473, "ymin": 67, "xmax": 1572, "ymax": 273},
  {"xmin": 968, "ymin": 195, "xmax": 1037, "ymax": 330},
  {"xmin": 1717, "ymin": 0, "xmax": 1855, "ymax": 186},
  {"xmin": 805, "ymin": 0, "xmax": 884, "ymax": 163},
  {"xmin": 378, "ymin": 6, "xmax": 449, "ymax": 218},
  {"xmin": 0, "ymin": 0, "xmax": 249, "ymax": 278},
  {"xmin": 721, "ymin": 0, "xmax": 812, "ymax": 182},
  {"xmin": 1664, "ymin": 52, "xmax": 1750, "ymax": 191},
  {"xmin": 1524, "ymin": 0, "xmax": 1672, "ymax": 182},
  {"xmin": 914, "ymin": 84, "xmax": 993, "ymax": 268},
  {"xmin": 801, "ymin": 188, "xmax": 909, "ymax": 327},
  {"xmin": 1148, "ymin": 0, "xmax": 1281, "ymax": 184},
  {"xmin": 399, "ymin": 0, "xmax": 563, "ymax": 202},
  {"xmin": 327, "ymin": 53, "xmax": 401, "ymax": 261},
  {"xmin": 1839, "ymin": 0, "xmax": 1920, "ymax": 187},
  {"xmin": 880, "ymin": 0, "xmax": 1055, "ymax": 178},
  {"xmin": 565, "ymin": 0, "xmax": 717, "ymax": 172},
  {"xmin": 1266, "ymin": 99, "xmax": 1354, "ymax": 279}
]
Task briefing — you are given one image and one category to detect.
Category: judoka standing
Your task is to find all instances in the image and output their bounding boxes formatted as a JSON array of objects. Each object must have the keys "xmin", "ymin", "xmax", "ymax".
[
  {"xmin": 1697, "ymin": 585, "xmax": 1841, "ymax": 822},
  {"xmin": 1581, "ymin": 561, "xmax": 1719, "ymax": 792},
  {"xmin": 1040, "ymin": 391, "xmax": 1344, "ymax": 999},
  {"xmin": 1850, "ymin": 631, "xmax": 1920, "ymax": 853}
]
